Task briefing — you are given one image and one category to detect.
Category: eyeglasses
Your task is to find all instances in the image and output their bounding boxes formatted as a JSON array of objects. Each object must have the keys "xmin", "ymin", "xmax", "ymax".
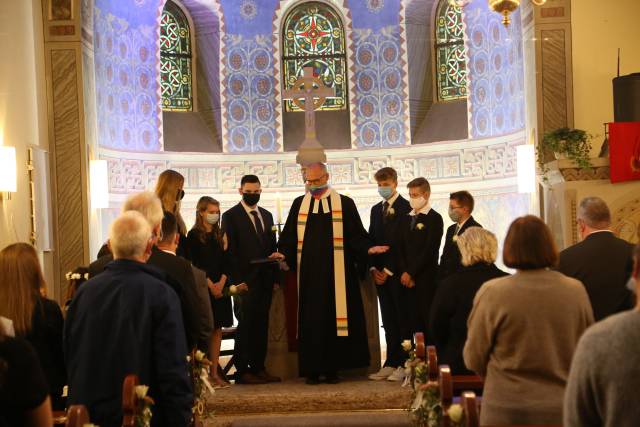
[
  {"xmin": 450, "ymin": 205, "xmax": 463, "ymax": 210},
  {"xmin": 306, "ymin": 174, "xmax": 328, "ymax": 185}
]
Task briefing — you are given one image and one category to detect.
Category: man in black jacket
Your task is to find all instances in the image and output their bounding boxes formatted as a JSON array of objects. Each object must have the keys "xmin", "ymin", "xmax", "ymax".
[
  {"xmin": 438, "ymin": 191, "xmax": 482, "ymax": 281},
  {"xmin": 397, "ymin": 177, "xmax": 444, "ymax": 341},
  {"xmin": 558, "ymin": 196, "xmax": 635, "ymax": 321},
  {"xmin": 222, "ymin": 175, "xmax": 282, "ymax": 384},
  {"xmin": 87, "ymin": 192, "xmax": 201, "ymax": 350},
  {"xmin": 368, "ymin": 167, "xmax": 412, "ymax": 382}
]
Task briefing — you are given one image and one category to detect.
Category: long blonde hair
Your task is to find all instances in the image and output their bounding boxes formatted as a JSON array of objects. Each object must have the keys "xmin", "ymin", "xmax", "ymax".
[
  {"xmin": 0, "ymin": 243, "xmax": 46, "ymax": 335},
  {"xmin": 192, "ymin": 196, "xmax": 223, "ymax": 245},
  {"xmin": 155, "ymin": 169, "xmax": 186, "ymax": 234}
]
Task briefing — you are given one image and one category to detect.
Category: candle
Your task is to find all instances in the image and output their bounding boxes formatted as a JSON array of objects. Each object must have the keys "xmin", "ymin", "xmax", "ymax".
[{"xmin": 276, "ymin": 192, "xmax": 283, "ymax": 224}]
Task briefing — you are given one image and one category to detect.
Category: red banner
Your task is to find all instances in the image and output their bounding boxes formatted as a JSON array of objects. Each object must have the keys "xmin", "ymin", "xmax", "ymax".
[{"xmin": 609, "ymin": 122, "xmax": 640, "ymax": 183}]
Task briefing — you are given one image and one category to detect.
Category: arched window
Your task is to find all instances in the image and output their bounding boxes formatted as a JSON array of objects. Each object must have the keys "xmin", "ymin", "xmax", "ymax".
[
  {"xmin": 160, "ymin": 0, "xmax": 193, "ymax": 111},
  {"xmin": 282, "ymin": 2, "xmax": 347, "ymax": 112},
  {"xmin": 435, "ymin": 1, "xmax": 467, "ymax": 101}
]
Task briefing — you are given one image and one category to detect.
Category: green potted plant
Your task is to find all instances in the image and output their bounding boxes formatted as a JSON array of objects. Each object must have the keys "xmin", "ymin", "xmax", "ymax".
[{"xmin": 537, "ymin": 127, "xmax": 593, "ymax": 179}]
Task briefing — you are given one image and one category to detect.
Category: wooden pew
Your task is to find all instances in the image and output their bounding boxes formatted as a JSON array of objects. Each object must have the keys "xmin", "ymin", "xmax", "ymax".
[
  {"xmin": 122, "ymin": 374, "xmax": 140, "ymax": 427},
  {"xmin": 461, "ymin": 391, "xmax": 480, "ymax": 427},
  {"xmin": 65, "ymin": 405, "xmax": 89, "ymax": 427}
]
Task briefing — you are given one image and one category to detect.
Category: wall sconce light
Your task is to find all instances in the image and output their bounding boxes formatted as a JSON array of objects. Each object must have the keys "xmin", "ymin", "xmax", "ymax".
[
  {"xmin": 90, "ymin": 159, "xmax": 109, "ymax": 208},
  {"xmin": 517, "ymin": 144, "xmax": 536, "ymax": 194},
  {"xmin": 0, "ymin": 146, "xmax": 17, "ymax": 200}
]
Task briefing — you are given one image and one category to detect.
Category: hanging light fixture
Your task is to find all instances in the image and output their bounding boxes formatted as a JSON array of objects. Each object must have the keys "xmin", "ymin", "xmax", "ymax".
[{"xmin": 489, "ymin": 0, "xmax": 547, "ymax": 27}]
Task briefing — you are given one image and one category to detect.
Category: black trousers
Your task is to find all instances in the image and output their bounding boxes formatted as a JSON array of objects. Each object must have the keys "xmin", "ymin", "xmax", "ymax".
[
  {"xmin": 376, "ymin": 275, "xmax": 413, "ymax": 367},
  {"xmin": 413, "ymin": 275, "xmax": 437, "ymax": 344},
  {"xmin": 233, "ymin": 276, "xmax": 273, "ymax": 375}
]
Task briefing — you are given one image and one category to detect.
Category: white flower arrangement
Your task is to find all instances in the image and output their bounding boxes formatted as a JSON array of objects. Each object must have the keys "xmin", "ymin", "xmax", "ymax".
[
  {"xmin": 134, "ymin": 385, "xmax": 149, "ymax": 399},
  {"xmin": 65, "ymin": 272, "xmax": 89, "ymax": 281},
  {"xmin": 448, "ymin": 403, "xmax": 463, "ymax": 423},
  {"xmin": 416, "ymin": 223, "xmax": 425, "ymax": 230},
  {"xmin": 402, "ymin": 339, "xmax": 412, "ymax": 352},
  {"xmin": 195, "ymin": 350, "xmax": 206, "ymax": 362}
]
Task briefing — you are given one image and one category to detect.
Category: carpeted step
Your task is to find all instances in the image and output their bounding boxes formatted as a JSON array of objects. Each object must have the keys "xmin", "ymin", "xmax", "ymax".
[{"xmin": 221, "ymin": 410, "xmax": 411, "ymax": 427}]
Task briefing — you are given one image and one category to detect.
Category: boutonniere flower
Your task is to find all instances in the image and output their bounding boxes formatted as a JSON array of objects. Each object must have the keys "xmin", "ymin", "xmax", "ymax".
[
  {"xmin": 452, "ymin": 235, "xmax": 458, "ymax": 242},
  {"xmin": 229, "ymin": 285, "xmax": 238, "ymax": 295},
  {"xmin": 416, "ymin": 223, "xmax": 425, "ymax": 230},
  {"xmin": 271, "ymin": 225, "xmax": 278, "ymax": 232},
  {"xmin": 388, "ymin": 207, "xmax": 395, "ymax": 216}
]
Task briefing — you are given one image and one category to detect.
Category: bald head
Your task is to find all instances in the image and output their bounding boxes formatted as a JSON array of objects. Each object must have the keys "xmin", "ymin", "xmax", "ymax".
[{"xmin": 109, "ymin": 211, "xmax": 153, "ymax": 261}]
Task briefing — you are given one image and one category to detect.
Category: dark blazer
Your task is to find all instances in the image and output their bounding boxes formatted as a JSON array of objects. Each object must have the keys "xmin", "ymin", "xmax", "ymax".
[
  {"xmin": 368, "ymin": 195, "xmax": 411, "ymax": 275},
  {"xmin": 397, "ymin": 209, "xmax": 444, "ymax": 282},
  {"xmin": 88, "ymin": 249, "xmax": 202, "ymax": 350},
  {"xmin": 558, "ymin": 231, "xmax": 635, "ymax": 321},
  {"xmin": 222, "ymin": 203, "xmax": 278, "ymax": 286},
  {"xmin": 438, "ymin": 216, "xmax": 482, "ymax": 280},
  {"xmin": 65, "ymin": 259, "xmax": 192, "ymax": 427},
  {"xmin": 24, "ymin": 297, "xmax": 66, "ymax": 409},
  {"xmin": 429, "ymin": 263, "xmax": 509, "ymax": 374}
]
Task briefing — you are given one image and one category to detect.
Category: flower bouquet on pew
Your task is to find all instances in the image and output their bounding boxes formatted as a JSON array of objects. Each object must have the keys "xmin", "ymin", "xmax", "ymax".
[
  {"xmin": 134, "ymin": 385, "xmax": 154, "ymax": 427},
  {"xmin": 187, "ymin": 350, "xmax": 214, "ymax": 419}
]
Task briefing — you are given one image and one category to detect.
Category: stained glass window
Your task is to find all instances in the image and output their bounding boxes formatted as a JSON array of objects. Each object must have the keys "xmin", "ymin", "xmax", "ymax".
[
  {"xmin": 282, "ymin": 2, "xmax": 347, "ymax": 112},
  {"xmin": 435, "ymin": 1, "xmax": 467, "ymax": 101},
  {"xmin": 160, "ymin": 0, "xmax": 192, "ymax": 111}
]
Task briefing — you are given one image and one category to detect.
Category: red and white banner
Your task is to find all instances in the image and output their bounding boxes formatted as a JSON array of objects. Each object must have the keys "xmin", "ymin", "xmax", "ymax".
[{"xmin": 609, "ymin": 122, "xmax": 640, "ymax": 183}]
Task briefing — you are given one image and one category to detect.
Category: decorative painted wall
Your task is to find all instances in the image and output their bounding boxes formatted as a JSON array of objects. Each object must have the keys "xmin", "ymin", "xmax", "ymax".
[{"xmin": 464, "ymin": 2, "xmax": 526, "ymax": 138}]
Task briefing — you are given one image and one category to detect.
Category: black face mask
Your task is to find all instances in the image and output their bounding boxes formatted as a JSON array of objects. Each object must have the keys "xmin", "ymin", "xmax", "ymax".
[
  {"xmin": 243, "ymin": 192, "xmax": 260, "ymax": 206},
  {"xmin": 176, "ymin": 189, "xmax": 185, "ymax": 201}
]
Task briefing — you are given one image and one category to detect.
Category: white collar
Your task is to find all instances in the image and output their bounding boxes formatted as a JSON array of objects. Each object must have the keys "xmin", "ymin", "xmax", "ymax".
[
  {"xmin": 456, "ymin": 216, "xmax": 471, "ymax": 230},
  {"xmin": 586, "ymin": 229, "xmax": 613, "ymax": 236},
  {"xmin": 160, "ymin": 249, "xmax": 176, "ymax": 256},
  {"xmin": 241, "ymin": 200, "xmax": 259, "ymax": 214},
  {"xmin": 409, "ymin": 203, "xmax": 431, "ymax": 216},
  {"xmin": 382, "ymin": 191, "xmax": 400, "ymax": 207}
]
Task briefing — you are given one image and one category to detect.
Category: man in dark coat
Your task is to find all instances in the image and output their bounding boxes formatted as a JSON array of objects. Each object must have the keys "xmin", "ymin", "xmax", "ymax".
[
  {"xmin": 222, "ymin": 174, "xmax": 281, "ymax": 384},
  {"xmin": 558, "ymin": 196, "xmax": 635, "ymax": 321},
  {"xmin": 438, "ymin": 191, "xmax": 482, "ymax": 281},
  {"xmin": 279, "ymin": 163, "xmax": 386, "ymax": 384},
  {"xmin": 368, "ymin": 167, "xmax": 412, "ymax": 382},
  {"xmin": 65, "ymin": 211, "xmax": 193, "ymax": 427},
  {"xmin": 397, "ymin": 177, "xmax": 444, "ymax": 340}
]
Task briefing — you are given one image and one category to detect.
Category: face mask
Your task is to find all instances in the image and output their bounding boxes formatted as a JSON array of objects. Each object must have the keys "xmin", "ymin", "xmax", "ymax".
[
  {"xmin": 309, "ymin": 183, "xmax": 329, "ymax": 197},
  {"xmin": 176, "ymin": 189, "xmax": 185, "ymax": 201},
  {"xmin": 626, "ymin": 277, "xmax": 637, "ymax": 293},
  {"xmin": 206, "ymin": 213, "xmax": 219, "ymax": 225},
  {"xmin": 243, "ymin": 192, "xmax": 260, "ymax": 206},
  {"xmin": 448, "ymin": 208, "xmax": 462, "ymax": 223},
  {"xmin": 378, "ymin": 187, "xmax": 394, "ymax": 200},
  {"xmin": 410, "ymin": 196, "xmax": 427, "ymax": 211}
]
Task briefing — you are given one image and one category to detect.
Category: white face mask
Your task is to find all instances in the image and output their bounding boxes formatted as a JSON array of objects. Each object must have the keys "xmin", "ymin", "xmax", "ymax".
[
  {"xmin": 205, "ymin": 213, "xmax": 219, "ymax": 225},
  {"xmin": 626, "ymin": 277, "xmax": 637, "ymax": 293},
  {"xmin": 410, "ymin": 196, "xmax": 427, "ymax": 211}
]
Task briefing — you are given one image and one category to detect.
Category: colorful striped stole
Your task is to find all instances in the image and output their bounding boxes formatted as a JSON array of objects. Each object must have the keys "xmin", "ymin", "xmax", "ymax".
[{"xmin": 296, "ymin": 190, "xmax": 349, "ymax": 337}]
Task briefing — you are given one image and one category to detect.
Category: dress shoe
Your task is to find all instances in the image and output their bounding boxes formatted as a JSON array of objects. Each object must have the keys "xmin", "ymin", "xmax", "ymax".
[
  {"xmin": 256, "ymin": 370, "xmax": 281, "ymax": 383},
  {"xmin": 325, "ymin": 373, "xmax": 340, "ymax": 384},
  {"xmin": 235, "ymin": 372, "xmax": 267, "ymax": 385},
  {"xmin": 306, "ymin": 375, "xmax": 321, "ymax": 385}
]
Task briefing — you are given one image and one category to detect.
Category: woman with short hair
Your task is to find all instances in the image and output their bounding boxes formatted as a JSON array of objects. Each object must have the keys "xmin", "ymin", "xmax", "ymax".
[
  {"xmin": 429, "ymin": 227, "xmax": 508, "ymax": 374},
  {"xmin": 463, "ymin": 215, "xmax": 594, "ymax": 425},
  {"xmin": 0, "ymin": 243, "xmax": 66, "ymax": 411}
]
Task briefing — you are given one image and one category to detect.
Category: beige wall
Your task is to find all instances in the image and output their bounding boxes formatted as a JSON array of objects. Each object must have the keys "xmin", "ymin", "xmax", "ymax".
[
  {"xmin": 572, "ymin": 0, "xmax": 640, "ymax": 154},
  {"xmin": 0, "ymin": 0, "xmax": 53, "ymax": 288}
]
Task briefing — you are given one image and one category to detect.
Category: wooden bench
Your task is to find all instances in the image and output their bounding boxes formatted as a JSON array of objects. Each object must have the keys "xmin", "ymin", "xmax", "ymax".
[{"xmin": 65, "ymin": 405, "xmax": 89, "ymax": 427}]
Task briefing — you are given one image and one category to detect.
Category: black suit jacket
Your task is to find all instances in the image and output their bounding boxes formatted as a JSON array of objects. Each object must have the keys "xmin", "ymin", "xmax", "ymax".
[
  {"xmin": 397, "ymin": 209, "xmax": 444, "ymax": 282},
  {"xmin": 88, "ymin": 249, "xmax": 202, "ymax": 350},
  {"xmin": 438, "ymin": 216, "xmax": 482, "ymax": 280},
  {"xmin": 558, "ymin": 231, "xmax": 635, "ymax": 321},
  {"xmin": 222, "ymin": 203, "xmax": 278, "ymax": 286},
  {"xmin": 368, "ymin": 195, "xmax": 411, "ymax": 275}
]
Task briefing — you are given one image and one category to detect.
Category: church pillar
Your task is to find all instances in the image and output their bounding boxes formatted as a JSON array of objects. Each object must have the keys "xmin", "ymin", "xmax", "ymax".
[{"xmin": 40, "ymin": 0, "xmax": 91, "ymax": 301}]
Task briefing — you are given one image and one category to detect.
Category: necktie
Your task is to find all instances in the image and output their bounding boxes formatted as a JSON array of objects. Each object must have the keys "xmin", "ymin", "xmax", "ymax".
[
  {"xmin": 411, "ymin": 215, "xmax": 417, "ymax": 230},
  {"xmin": 454, "ymin": 224, "xmax": 461, "ymax": 236},
  {"xmin": 383, "ymin": 201, "xmax": 390, "ymax": 223},
  {"xmin": 251, "ymin": 210, "xmax": 264, "ymax": 236}
]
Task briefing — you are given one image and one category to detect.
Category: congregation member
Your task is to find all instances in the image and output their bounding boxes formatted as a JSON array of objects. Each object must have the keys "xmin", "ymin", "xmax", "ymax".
[
  {"xmin": 155, "ymin": 169, "xmax": 189, "ymax": 257},
  {"xmin": 430, "ymin": 227, "xmax": 508, "ymax": 375},
  {"xmin": 564, "ymin": 242, "xmax": 640, "ymax": 427},
  {"xmin": 464, "ymin": 215, "xmax": 593, "ymax": 426},
  {"xmin": 558, "ymin": 196, "xmax": 635, "ymax": 321},
  {"xmin": 63, "ymin": 266, "xmax": 90, "ymax": 312},
  {"xmin": 65, "ymin": 211, "xmax": 193, "ymax": 427},
  {"xmin": 88, "ymin": 192, "xmax": 202, "ymax": 351},
  {"xmin": 367, "ymin": 167, "xmax": 412, "ymax": 382},
  {"xmin": 0, "ymin": 319, "xmax": 53, "ymax": 426},
  {"xmin": 187, "ymin": 196, "xmax": 235, "ymax": 388},
  {"xmin": 396, "ymin": 177, "xmax": 443, "ymax": 339},
  {"xmin": 0, "ymin": 243, "xmax": 66, "ymax": 411},
  {"xmin": 438, "ymin": 191, "xmax": 482, "ymax": 280},
  {"xmin": 223, "ymin": 175, "xmax": 281, "ymax": 385},
  {"xmin": 279, "ymin": 163, "xmax": 387, "ymax": 385}
]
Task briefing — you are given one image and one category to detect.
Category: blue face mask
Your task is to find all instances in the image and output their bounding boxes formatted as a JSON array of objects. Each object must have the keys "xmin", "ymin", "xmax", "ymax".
[
  {"xmin": 309, "ymin": 183, "xmax": 328, "ymax": 196},
  {"xmin": 378, "ymin": 186, "xmax": 394, "ymax": 200}
]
